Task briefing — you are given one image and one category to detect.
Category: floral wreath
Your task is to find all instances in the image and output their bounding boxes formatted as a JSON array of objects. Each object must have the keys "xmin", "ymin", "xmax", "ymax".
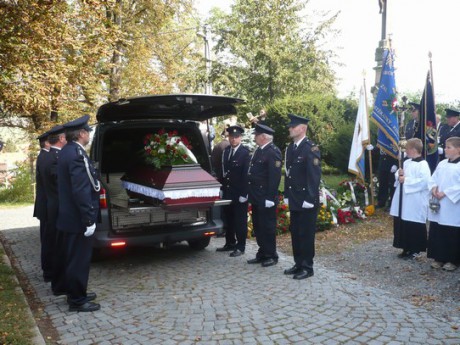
[{"xmin": 142, "ymin": 129, "xmax": 196, "ymax": 169}]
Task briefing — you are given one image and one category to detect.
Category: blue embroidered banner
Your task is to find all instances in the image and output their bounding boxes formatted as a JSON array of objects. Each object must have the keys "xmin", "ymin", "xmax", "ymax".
[{"xmin": 371, "ymin": 49, "xmax": 399, "ymax": 159}]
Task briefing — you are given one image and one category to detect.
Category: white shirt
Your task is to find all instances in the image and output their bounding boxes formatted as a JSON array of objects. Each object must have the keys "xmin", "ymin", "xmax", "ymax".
[
  {"xmin": 390, "ymin": 158, "xmax": 431, "ymax": 224},
  {"xmin": 428, "ymin": 158, "xmax": 460, "ymax": 226}
]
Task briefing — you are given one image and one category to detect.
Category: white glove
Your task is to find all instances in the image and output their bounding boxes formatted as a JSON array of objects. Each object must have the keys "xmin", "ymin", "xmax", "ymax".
[
  {"xmin": 366, "ymin": 144, "xmax": 374, "ymax": 151},
  {"xmin": 283, "ymin": 198, "xmax": 289, "ymax": 205},
  {"xmin": 390, "ymin": 165, "xmax": 398, "ymax": 173},
  {"xmin": 438, "ymin": 147, "xmax": 443, "ymax": 155},
  {"xmin": 238, "ymin": 196, "xmax": 248, "ymax": 203},
  {"xmin": 265, "ymin": 200, "xmax": 275, "ymax": 208},
  {"xmin": 84, "ymin": 223, "xmax": 96, "ymax": 237},
  {"xmin": 302, "ymin": 201, "xmax": 314, "ymax": 209}
]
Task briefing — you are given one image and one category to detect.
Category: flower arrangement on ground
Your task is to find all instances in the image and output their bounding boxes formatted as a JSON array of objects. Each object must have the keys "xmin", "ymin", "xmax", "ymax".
[
  {"xmin": 317, "ymin": 204, "xmax": 334, "ymax": 231},
  {"xmin": 142, "ymin": 129, "xmax": 195, "ymax": 169},
  {"xmin": 319, "ymin": 178, "xmax": 372, "ymax": 228}
]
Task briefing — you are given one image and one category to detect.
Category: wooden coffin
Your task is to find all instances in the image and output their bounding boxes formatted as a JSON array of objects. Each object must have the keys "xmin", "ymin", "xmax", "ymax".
[{"xmin": 121, "ymin": 164, "xmax": 221, "ymax": 206}]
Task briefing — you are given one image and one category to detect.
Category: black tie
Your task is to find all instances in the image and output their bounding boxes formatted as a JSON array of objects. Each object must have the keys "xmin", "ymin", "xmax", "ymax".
[
  {"xmin": 294, "ymin": 144, "xmax": 298, "ymax": 150},
  {"xmin": 228, "ymin": 148, "xmax": 234, "ymax": 161}
]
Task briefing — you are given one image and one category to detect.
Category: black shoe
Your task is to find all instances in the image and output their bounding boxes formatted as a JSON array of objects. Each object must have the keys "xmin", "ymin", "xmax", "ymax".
[
  {"xmin": 261, "ymin": 258, "xmax": 278, "ymax": 267},
  {"xmin": 67, "ymin": 292, "xmax": 97, "ymax": 303},
  {"xmin": 397, "ymin": 250, "xmax": 410, "ymax": 258},
  {"xmin": 229, "ymin": 249, "xmax": 244, "ymax": 257},
  {"xmin": 403, "ymin": 252, "xmax": 420, "ymax": 260},
  {"xmin": 68, "ymin": 302, "xmax": 101, "ymax": 312},
  {"xmin": 293, "ymin": 269, "xmax": 314, "ymax": 280},
  {"xmin": 86, "ymin": 292, "xmax": 97, "ymax": 301},
  {"xmin": 43, "ymin": 275, "xmax": 52, "ymax": 283},
  {"xmin": 247, "ymin": 257, "xmax": 263, "ymax": 264},
  {"xmin": 284, "ymin": 265, "xmax": 301, "ymax": 275},
  {"xmin": 216, "ymin": 244, "xmax": 236, "ymax": 252}
]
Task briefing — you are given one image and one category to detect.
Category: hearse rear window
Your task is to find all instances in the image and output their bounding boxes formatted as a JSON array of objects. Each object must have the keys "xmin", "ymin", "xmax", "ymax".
[{"xmin": 100, "ymin": 127, "xmax": 208, "ymax": 173}]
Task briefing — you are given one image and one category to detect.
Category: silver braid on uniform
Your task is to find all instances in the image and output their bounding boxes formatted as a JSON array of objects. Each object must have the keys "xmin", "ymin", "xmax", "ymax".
[{"xmin": 413, "ymin": 120, "xmax": 419, "ymax": 137}]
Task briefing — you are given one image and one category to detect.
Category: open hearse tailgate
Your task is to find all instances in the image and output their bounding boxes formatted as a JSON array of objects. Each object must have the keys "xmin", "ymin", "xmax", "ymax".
[{"xmin": 96, "ymin": 94, "xmax": 245, "ymax": 122}]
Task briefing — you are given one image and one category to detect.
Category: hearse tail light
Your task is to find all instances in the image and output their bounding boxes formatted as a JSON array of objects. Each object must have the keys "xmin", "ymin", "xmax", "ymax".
[
  {"xmin": 111, "ymin": 241, "xmax": 126, "ymax": 247},
  {"xmin": 204, "ymin": 232, "xmax": 216, "ymax": 237},
  {"xmin": 99, "ymin": 188, "xmax": 107, "ymax": 209}
]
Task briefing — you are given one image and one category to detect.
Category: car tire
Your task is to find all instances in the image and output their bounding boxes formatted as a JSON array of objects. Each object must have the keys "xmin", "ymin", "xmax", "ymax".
[{"xmin": 187, "ymin": 237, "xmax": 211, "ymax": 250}]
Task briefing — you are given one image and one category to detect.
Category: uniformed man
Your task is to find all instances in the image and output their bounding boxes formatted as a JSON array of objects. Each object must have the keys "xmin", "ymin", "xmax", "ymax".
[
  {"xmin": 33, "ymin": 130, "xmax": 51, "ymax": 281},
  {"xmin": 283, "ymin": 114, "xmax": 321, "ymax": 280},
  {"xmin": 211, "ymin": 129, "xmax": 230, "ymax": 181},
  {"xmin": 376, "ymin": 150, "xmax": 398, "ymax": 209},
  {"xmin": 405, "ymin": 102, "xmax": 420, "ymax": 140},
  {"xmin": 436, "ymin": 114, "xmax": 449, "ymax": 145},
  {"xmin": 56, "ymin": 115, "xmax": 100, "ymax": 312},
  {"xmin": 246, "ymin": 123, "xmax": 282, "ymax": 267},
  {"xmin": 40, "ymin": 125, "xmax": 68, "ymax": 296},
  {"xmin": 216, "ymin": 125, "xmax": 250, "ymax": 257},
  {"xmin": 438, "ymin": 108, "xmax": 460, "ymax": 161}
]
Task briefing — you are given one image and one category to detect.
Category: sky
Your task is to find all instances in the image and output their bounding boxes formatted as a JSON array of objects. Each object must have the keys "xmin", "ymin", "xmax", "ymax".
[{"xmin": 196, "ymin": 0, "xmax": 460, "ymax": 104}]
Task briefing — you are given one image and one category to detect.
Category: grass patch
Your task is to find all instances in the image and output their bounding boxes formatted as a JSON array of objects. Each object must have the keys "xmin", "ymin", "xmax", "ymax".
[
  {"xmin": 322, "ymin": 173, "xmax": 349, "ymax": 189},
  {"xmin": 0, "ymin": 247, "xmax": 34, "ymax": 345},
  {"xmin": 0, "ymin": 202, "xmax": 33, "ymax": 209}
]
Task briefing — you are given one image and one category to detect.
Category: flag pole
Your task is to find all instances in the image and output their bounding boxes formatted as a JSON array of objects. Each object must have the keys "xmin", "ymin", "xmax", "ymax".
[
  {"xmin": 429, "ymin": 51, "xmax": 435, "ymax": 105},
  {"xmin": 429, "ymin": 51, "xmax": 436, "ymax": 153},
  {"xmin": 363, "ymin": 77, "xmax": 375, "ymax": 206}
]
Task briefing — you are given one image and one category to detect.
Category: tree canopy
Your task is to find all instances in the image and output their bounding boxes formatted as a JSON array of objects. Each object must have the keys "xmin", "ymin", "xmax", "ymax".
[
  {"xmin": 207, "ymin": 0, "xmax": 338, "ymax": 109},
  {"xmin": 0, "ymin": 0, "xmax": 202, "ymax": 133}
]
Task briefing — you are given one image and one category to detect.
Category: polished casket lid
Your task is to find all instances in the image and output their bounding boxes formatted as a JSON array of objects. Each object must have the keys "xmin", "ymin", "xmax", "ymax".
[{"xmin": 121, "ymin": 164, "xmax": 221, "ymax": 206}]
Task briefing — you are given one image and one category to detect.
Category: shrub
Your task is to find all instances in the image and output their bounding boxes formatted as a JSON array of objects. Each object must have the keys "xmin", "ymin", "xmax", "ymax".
[{"xmin": 0, "ymin": 160, "xmax": 34, "ymax": 203}]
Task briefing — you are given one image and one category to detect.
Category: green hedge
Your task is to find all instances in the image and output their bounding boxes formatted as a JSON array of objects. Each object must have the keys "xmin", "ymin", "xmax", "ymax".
[{"xmin": 0, "ymin": 160, "xmax": 34, "ymax": 203}]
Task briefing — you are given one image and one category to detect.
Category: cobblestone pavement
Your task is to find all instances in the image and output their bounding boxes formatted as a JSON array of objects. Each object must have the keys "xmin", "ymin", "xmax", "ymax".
[{"xmin": 1, "ymin": 206, "xmax": 460, "ymax": 345}]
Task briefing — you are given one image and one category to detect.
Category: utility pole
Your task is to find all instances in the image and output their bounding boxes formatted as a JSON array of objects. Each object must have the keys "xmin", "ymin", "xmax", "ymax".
[
  {"xmin": 372, "ymin": 0, "xmax": 390, "ymax": 98},
  {"xmin": 198, "ymin": 24, "xmax": 212, "ymax": 95}
]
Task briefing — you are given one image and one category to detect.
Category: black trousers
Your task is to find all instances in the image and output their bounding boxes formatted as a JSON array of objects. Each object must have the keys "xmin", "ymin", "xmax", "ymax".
[
  {"xmin": 51, "ymin": 231, "xmax": 68, "ymax": 294},
  {"xmin": 290, "ymin": 208, "xmax": 318, "ymax": 271},
  {"xmin": 224, "ymin": 201, "xmax": 248, "ymax": 251},
  {"xmin": 63, "ymin": 232, "xmax": 94, "ymax": 306},
  {"xmin": 251, "ymin": 205, "xmax": 278, "ymax": 260},
  {"xmin": 42, "ymin": 220, "xmax": 57, "ymax": 280},
  {"xmin": 39, "ymin": 219, "xmax": 47, "ymax": 271}
]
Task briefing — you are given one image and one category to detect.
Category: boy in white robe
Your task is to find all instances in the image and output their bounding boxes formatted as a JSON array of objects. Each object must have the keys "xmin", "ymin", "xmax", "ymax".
[
  {"xmin": 390, "ymin": 138, "xmax": 431, "ymax": 259},
  {"xmin": 427, "ymin": 136, "xmax": 460, "ymax": 271}
]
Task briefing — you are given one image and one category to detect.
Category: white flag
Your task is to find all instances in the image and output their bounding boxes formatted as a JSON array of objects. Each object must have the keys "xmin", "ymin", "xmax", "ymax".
[{"xmin": 348, "ymin": 86, "xmax": 370, "ymax": 181}]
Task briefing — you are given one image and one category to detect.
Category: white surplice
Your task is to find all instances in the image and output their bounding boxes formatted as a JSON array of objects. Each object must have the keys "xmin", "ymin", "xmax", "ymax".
[
  {"xmin": 428, "ymin": 159, "xmax": 460, "ymax": 227},
  {"xmin": 390, "ymin": 158, "xmax": 431, "ymax": 224}
]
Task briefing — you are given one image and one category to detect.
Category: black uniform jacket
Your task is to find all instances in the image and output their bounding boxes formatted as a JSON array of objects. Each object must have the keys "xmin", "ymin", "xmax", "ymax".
[
  {"xmin": 56, "ymin": 142, "xmax": 100, "ymax": 233},
  {"xmin": 439, "ymin": 122, "xmax": 460, "ymax": 150},
  {"xmin": 405, "ymin": 119, "xmax": 418, "ymax": 140},
  {"xmin": 284, "ymin": 138, "xmax": 321, "ymax": 211},
  {"xmin": 248, "ymin": 142, "xmax": 282, "ymax": 206},
  {"xmin": 44, "ymin": 147, "xmax": 61, "ymax": 221},
  {"xmin": 33, "ymin": 149, "xmax": 50, "ymax": 220},
  {"xmin": 221, "ymin": 145, "xmax": 250, "ymax": 202}
]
